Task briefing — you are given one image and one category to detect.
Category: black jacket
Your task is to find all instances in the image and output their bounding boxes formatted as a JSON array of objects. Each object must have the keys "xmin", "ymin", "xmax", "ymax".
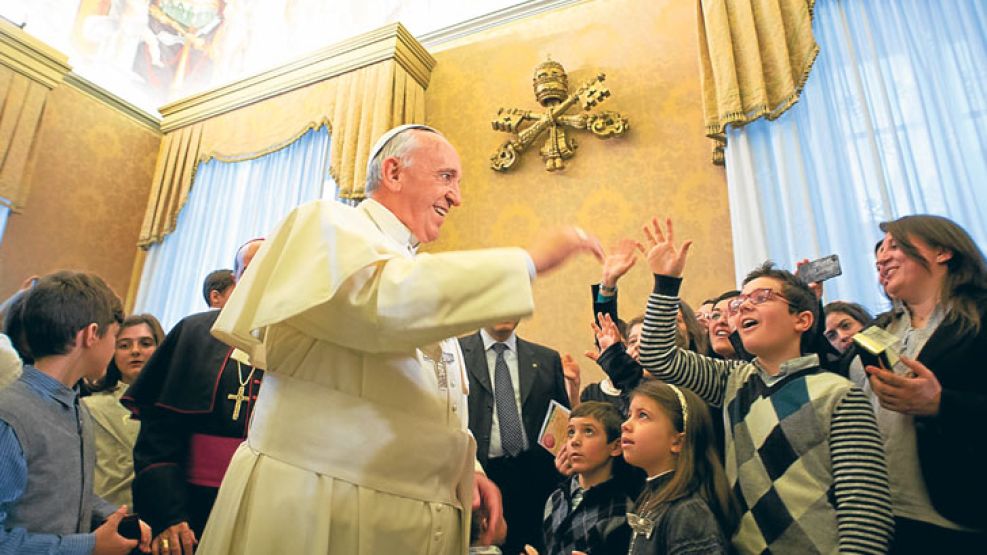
[
  {"xmin": 844, "ymin": 297, "xmax": 987, "ymax": 529},
  {"xmin": 460, "ymin": 331, "xmax": 570, "ymax": 466}
]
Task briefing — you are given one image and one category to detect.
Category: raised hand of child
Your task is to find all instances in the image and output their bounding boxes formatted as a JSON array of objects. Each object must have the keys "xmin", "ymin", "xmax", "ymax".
[
  {"xmin": 561, "ymin": 353, "xmax": 581, "ymax": 408},
  {"xmin": 601, "ymin": 238, "xmax": 642, "ymax": 288},
  {"xmin": 642, "ymin": 217, "xmax": 692, "ymax": 277},
  {"xmin": 592, "ymin": 313, "xmax": 623, "ymax": 352}
]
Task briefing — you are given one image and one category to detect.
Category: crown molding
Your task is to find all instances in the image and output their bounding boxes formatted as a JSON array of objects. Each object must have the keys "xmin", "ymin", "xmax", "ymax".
[
  {"xmin": 418, "ymin": 0, "xmax": 587, "ymax": 50},
  {"xmin": 159, "ymin": 22, "xmax": 436, "ymax": 133},
  {"xmin": 64, "ymin": 73, "xmax": 161, "ymax": 133},
  {"xmin": 0, "ymin": 18, "xmax": 70, "ymax": 88}
]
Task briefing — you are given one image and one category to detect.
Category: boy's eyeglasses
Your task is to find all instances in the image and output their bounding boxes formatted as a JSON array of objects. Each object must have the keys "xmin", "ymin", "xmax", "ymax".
[{"xmin": 727, "ymin": 288, "xmax": 790, "ymax": 315}]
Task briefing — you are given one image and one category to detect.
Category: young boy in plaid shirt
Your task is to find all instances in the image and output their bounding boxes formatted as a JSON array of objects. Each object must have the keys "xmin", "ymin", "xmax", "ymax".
[{"xmin": 540, "ymin": 401, "xmax": 637, "ymax": 555}]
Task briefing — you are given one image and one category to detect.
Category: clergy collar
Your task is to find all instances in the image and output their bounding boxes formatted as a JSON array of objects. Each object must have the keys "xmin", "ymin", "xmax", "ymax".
[
  {"xmin": 480, "ymin": 328, "xmax": 518, "ymax": 352},
  {"xmin": 359, "ymin": 198, "xmax": 421, "ymax": 253}
]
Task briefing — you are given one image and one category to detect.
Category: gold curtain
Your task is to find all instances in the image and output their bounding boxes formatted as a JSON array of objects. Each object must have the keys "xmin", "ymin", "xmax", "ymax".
[
  {"xmin": 0, "ymin": 66, "xmax": 50, "ymax": 210},
  {"xmin": 138, "ymin": 59, "xmax": 427, "ymax": 247},
  {"xmin": 698, "ymin": 0, "xmax": 818, "ymax": 164}
]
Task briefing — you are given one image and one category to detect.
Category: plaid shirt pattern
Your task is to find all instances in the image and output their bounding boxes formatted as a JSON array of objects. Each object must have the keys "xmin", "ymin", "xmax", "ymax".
[{"xmin": 543, "ymin": 476, "xmax": 634, "ymax": 555}]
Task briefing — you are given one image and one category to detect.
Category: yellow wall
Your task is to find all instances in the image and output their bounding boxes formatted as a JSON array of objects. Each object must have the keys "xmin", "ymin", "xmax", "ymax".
[
  {"xmin": 425, "ymin": 0, "xmax": 736, "ymax": 384},
  {"xmin": 0, "ymin": 86, "xmax": 160, "ymax": 300}
]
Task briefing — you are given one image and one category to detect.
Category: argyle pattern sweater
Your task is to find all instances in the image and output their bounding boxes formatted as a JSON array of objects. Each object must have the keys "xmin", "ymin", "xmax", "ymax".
[{"xmin": 638, "ymin": 277, "xmax": 894, "ymax": 554}]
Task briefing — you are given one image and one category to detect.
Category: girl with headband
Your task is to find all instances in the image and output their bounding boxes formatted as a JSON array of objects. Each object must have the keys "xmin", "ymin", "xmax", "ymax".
[{"xmin": 619, "ymin": 381, "xmax": 737, "ymax": 554}]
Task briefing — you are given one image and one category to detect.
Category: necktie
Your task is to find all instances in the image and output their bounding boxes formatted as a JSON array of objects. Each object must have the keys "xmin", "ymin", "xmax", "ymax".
[{"xmin": 492, "ymin": 343, "xmax": 524, "ymax": 457}]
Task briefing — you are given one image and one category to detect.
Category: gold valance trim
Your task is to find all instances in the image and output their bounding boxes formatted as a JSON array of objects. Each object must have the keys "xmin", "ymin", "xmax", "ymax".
[
  {"xmin": 705, "ymin": 44, "xmax": 820, "ymax": 137},
  {"xmin": 0, "ymin": 70, "xmax": 51, "ymax": 211},
  {"xmin": 139, "ymin": 121, "xmax": 333, "ymax": 249},
  {"xmin": 158, "ymin": 23, "xmax": 435, "ymax": 133},
  {"xmin": 139, "ymin": 28, "xmax": 430, "ymax": 249},
  {"xmin": 0, "ymin": 19, "xmax": 70, "ymax": 89},
  {"xmin": 699, "ymin": 0, "xmax": 818, "ymax": 165},
  {"xmin": 204, "ymin": 119, "xmax": 332, "ymax": 164}
]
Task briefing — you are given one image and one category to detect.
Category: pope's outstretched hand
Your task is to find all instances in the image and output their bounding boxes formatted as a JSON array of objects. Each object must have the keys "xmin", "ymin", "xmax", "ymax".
[{"xmin": 527, "ymin": 226, "xmax": 605, "ymax": 276}]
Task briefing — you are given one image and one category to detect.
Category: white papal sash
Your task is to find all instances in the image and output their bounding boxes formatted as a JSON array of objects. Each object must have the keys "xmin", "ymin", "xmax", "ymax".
[{"xmin": 247, "ymin": 373, "xmax": 474, "ymax": 508}]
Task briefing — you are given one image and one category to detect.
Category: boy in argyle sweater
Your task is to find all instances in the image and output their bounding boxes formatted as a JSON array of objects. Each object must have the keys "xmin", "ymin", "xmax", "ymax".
[
  {"xmin": 541, "ymin": 402, "xmax": 636, "ymax": 555},
  {"xmin": 635, "ymin": 218, "xmax": 893, "ymax": 554}
]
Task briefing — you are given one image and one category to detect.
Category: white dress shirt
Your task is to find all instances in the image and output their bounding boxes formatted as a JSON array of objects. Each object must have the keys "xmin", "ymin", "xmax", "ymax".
[{"xmin": 480, "ymin": 328, "xmax": 529, "ymax": 458}]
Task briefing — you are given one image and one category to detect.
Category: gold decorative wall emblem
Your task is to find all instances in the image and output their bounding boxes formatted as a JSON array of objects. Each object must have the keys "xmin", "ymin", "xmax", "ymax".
[{"xmin": 490, "ymin": 59, "xmax": 629, "ymax": 172}]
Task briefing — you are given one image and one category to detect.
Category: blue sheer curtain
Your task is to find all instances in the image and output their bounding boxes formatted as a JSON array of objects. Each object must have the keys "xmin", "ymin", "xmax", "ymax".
[
  {"xmin": 134, "ymin": 127, "xmax": 330, "ymax": 330},
  {"xmin": 724, "ymin": 0, "xmax": 987, "ymax": 314}
]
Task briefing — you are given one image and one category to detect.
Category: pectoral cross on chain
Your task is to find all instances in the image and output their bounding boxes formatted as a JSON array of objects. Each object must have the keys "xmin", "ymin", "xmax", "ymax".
[
  {"xmin": 228, "ymin": 358, "xmax": 256, "ymax": 421},
  {"xmin": 228, "ymin": 387, "xmax": 249, "ymax": 421}
]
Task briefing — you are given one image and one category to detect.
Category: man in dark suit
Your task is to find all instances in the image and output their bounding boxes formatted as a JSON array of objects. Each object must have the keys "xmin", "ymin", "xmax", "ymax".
[{"xmin": 461, "ymin": 320, "xmax": 569, "ymax": 553}]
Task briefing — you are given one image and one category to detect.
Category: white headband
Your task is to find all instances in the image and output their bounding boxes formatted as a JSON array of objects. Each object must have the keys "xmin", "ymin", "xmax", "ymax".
[
  {"xmin": 667, "ymin": 384, "xmax": 689, "ymax": 433},
  {"xmin": 365, "ymin": 124, "xmax": 439, "ymax": 175}
]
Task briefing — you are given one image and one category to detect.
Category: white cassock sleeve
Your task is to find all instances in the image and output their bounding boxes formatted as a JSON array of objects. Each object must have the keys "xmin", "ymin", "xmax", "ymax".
[{"xmin": 213, "ymin": 200, "xmax": 534, "ymax": 363}]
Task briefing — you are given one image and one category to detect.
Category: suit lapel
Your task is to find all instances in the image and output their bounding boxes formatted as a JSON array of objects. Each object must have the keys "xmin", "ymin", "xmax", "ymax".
[
  {"xmin": 516, "ymin": 338, "xmax": 538, "ymax": 408},
  {"xmin": 463, "ymin": 333, "xmax": 493, "ymax": 395}
]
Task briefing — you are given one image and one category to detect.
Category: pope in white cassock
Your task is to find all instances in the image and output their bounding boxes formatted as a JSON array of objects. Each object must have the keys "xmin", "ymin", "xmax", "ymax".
[{"xmin": 196, "ymin": 125, "xmax": 603, "ymax": 554}]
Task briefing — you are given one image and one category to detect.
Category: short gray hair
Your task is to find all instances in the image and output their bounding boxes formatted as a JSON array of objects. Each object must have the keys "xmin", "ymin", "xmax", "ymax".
[{"xmin": 364, "ymin": 126, "xmax": 438, "ymax": 196}]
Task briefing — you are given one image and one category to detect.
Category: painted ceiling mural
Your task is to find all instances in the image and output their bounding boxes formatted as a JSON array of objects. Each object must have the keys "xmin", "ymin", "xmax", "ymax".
[{"xmin": 0, "ymin": 0, "xmax": 526, "ymax": 113}]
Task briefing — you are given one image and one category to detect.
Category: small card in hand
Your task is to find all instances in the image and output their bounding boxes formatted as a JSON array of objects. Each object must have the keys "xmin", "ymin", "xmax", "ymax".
[{"xmin": 537, "ymin": 400, "xmax": 571, "ymax": 457}]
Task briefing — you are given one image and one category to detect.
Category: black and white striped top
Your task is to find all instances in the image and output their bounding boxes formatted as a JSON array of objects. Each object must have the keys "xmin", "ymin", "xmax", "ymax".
[{"xmin": 638, "ymin": 278, "xmax": 894, "ymax": 554}]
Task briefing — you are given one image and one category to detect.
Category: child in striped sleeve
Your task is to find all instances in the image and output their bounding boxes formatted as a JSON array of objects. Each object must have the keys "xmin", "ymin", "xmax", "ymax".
[{"xmin": 636, "ymin": 217, "xmax": 894, "ymax": 554}]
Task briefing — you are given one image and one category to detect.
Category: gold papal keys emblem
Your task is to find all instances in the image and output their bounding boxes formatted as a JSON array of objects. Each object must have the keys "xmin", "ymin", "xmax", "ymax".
[{"xmin": 490, "ymin": 59, "xmax": 629, "ymax": 172}]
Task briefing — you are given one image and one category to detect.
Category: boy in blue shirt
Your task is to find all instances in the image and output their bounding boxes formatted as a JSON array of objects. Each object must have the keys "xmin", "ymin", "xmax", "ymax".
[{"xmin": 0, "ymin": 271, "xmax": 151, "ymax": 554}]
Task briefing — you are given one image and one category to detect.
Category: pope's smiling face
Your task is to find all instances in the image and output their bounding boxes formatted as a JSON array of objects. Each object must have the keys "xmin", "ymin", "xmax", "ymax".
[{"xmin": 387, "ymin": 131, "xmax": 463, "ymax": 243}]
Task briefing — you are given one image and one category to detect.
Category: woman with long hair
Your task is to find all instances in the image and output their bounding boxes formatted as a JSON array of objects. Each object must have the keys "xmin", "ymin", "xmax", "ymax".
[
  {"xmin": 83, "ymin": 313, "xmax": 164, "ymax": 507},
  {"xmin": 858, "ymin": 214, "xmax": 987, "ymax": 552}
]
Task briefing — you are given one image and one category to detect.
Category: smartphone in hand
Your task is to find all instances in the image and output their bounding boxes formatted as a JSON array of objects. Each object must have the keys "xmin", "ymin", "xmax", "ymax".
[
  {"xmin": 797, "ymin": 254, "xmax": 842, "ymax": 284},
  {"xmin": 118, "ymin": 514, "xmax": 140, "ymax": 541}
]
